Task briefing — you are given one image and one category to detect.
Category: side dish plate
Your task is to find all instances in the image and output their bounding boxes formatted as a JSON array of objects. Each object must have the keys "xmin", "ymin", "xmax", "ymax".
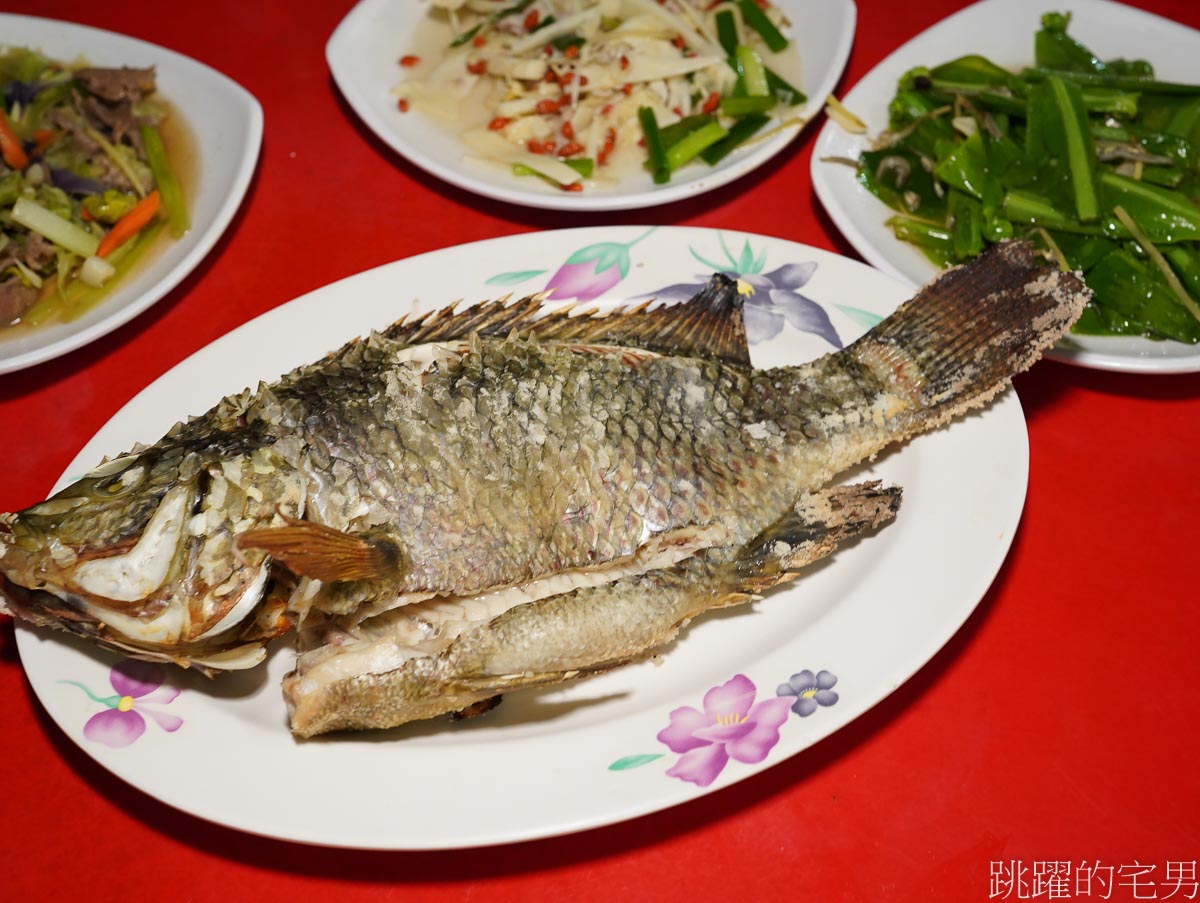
[
  {"xmin": 811, "ymin": 0, "xmax": 1200, "ymax": 374},
  {"xmin": 327, "ymin": 0, "xmax": 855, "ymax": 211},
  {"xmin": 0, "ymin": 14, "xmax": 262, "ymax": 375}
]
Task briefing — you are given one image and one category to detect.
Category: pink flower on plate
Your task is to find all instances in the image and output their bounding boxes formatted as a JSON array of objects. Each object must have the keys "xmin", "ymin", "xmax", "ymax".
[
  {"xmin": 656, "ymin": 674, "xmax": 792, "ymax": 787},
  {"xmin": 542, "ymin": 228, "xmax": 656, "ymax": 302},
  {"xmin": 63, "ymin": 659, "xmax": 183, "ymax": 749}
]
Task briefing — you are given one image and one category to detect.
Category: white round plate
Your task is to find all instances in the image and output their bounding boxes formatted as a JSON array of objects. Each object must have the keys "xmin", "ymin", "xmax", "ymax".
[
  {"xmin": 15, "ymin": 226, "xmax": 1027, "ymax": 849},
  {"xmin": 811, "ymin": 0, "xmax": 1200, "ymax": 374},
  {"xmin": 0, "ymin": 14, "xmax": 262, "ymax": 375},
  {"xmin": 327, "ymin": 0, "xmax": 855, "ymax": 211}
]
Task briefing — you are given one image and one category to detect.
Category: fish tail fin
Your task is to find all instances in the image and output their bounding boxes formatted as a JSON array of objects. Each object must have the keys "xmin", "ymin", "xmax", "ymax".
[{"xmin": 851, "ymin": 240, "xmax": 1089, "ymax": 424}]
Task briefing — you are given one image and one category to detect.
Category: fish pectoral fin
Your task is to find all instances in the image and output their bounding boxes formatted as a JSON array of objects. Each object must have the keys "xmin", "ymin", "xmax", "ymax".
[{"xmin": 236, "ymin": 517, "xmax": 406, "ymax": 583}]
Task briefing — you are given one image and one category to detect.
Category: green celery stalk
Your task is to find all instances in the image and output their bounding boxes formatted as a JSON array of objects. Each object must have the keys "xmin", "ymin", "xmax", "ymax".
[{"xmin": 139, "ymin": 124, "xmax": 189, "ymax": 238}]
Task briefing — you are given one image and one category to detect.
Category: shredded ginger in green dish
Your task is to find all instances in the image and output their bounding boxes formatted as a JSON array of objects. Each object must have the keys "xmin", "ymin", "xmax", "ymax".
[{"xmin": 850, "ymin": 12, "xmax": 1200, "ymax": 343}]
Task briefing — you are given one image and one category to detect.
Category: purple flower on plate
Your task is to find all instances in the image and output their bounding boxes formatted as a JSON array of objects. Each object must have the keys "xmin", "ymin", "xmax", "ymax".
[
  {"xmin": 62, "ymin": 659, "xmax": 183, "ymax": 749},
  {"xmin": 656, "ymin": 674, "xmax": 792, "ymax": 787},
  {"xmin": 636, "ymin": 235, "xmax": 842, "ymax": 348},
  {"xmin": 776, "ymin": 669, "xmax": 839, "ymax": 717}
]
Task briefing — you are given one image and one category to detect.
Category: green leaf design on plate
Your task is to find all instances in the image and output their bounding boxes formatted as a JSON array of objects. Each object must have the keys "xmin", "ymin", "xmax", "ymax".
[
  {"xmin": 834, "ymin": 304, "xmax": 885, "ymax": 331},
  {"xmin": 608, "ymin": 753, "xmax": 664, "ymax": 771},
  {"xmin": 486, "ymin": 269, "xmax": 548, "ymax": 286}
]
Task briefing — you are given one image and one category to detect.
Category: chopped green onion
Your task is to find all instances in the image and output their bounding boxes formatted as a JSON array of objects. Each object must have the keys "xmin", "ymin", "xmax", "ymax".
[
  {"xmin": 719, "ymin": 95, "xmax": 776, "ymax": 116},
  {"xmin": 714, "ymin": 9, "xmax": 739, "ymax": 57},
  {"xmin": 638, "ymin": 106, "xmax": 670, "ymax": 184},
  {"xmin": 699, "ymin": 113, "xmax": 770, "ymax": 164},
  {"xmin": 735, "ymin": 45, "xmax": 769, "ymax": 97},
  {"xmin": 664, "ymin": 120, "xmax": 729, "ymax": 171},
  {"xmin": 736, "ymin": 0, "xmax": 788, "ymax": 53}
]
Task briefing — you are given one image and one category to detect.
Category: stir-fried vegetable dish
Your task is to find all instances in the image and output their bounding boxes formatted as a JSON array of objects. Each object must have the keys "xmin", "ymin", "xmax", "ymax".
[
  {"xmin": 1, "ymin": 46, "xmax": 188, "ymax": 330},
  {"xmin": 852, "ymin": 13, "xmax": 1200, "ymax": 343},
  {"xmin": 393, "ymin": 0, "xmax": 805, "ymax": 192}
]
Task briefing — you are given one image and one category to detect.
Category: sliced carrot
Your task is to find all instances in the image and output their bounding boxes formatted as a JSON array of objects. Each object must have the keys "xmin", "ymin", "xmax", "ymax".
[
  {"xmin": 0, "ymin": 109, "xmax": 29, "ymax": 170},
  {"xmin": 96, "ymin": 190, "xmax": 160, "ymax": 258}
]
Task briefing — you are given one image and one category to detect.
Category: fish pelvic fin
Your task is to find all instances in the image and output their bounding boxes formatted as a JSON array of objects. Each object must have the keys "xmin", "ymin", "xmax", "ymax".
[
  {"xmin": 235, "ymin": 516, "xmax": 407, "ymax": 583},
  {"xmin": 731, "ymin": 481, "xmax": 902, "ymax": 593},
  {"xmin": 851, "ymin": 239, "xmax": 1089, "ymax": 424}
]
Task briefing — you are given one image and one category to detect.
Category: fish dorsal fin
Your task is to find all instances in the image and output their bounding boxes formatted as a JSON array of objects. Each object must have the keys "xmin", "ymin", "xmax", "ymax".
[{"xmin": 382, "ymin": 274, "xmax": 752, "ymax": 366}]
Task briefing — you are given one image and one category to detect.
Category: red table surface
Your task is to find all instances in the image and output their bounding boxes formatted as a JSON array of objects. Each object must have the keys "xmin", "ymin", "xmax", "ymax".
[{"xmin": 2, "ymin": 1, "xmax": 1198, "ymax": 900}]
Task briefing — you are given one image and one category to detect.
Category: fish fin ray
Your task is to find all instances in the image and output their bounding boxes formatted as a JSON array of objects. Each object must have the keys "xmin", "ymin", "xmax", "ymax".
[
  {"xmin": 379, "ymin": 275, "xmax": 752, "ymax": 365},
  {"xmin": 850, "ymin": 240, "xmax": 1088, "ymax": 421},
  {"xmin": 236, "ymin": 518, "xmax": 406, "ymax": 583}
]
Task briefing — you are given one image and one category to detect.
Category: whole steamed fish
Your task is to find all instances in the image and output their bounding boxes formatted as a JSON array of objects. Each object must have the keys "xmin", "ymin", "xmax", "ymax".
[{"xmin": 0, "ymin": 241, "xmax": 1088, "ymax": 737}]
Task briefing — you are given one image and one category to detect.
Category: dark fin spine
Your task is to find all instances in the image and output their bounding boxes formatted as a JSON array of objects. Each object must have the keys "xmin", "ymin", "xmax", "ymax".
[
  {"xmin": 381, "ymin": 274, "xmax": 753, "ymax": 366},
  {"xmin": 851, "ymin": 240, "xmax": 1089, "ymax": 419},
  {"xmin": 236, "ymin": 516, "xmax": 406, "ymax": 583}
]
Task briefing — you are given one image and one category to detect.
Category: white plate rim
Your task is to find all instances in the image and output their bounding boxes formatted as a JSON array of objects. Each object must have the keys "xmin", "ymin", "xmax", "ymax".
[
  {"xmin": 13, "ymin": 225, "xmax": 1028, "ymax": 849},
  {"xmin": 0, "ymin": 13, "xmax": 263, "ymax": 375},
  {"xmin": 326, "ymin": 0, "xmax": 856, "ymax": 211},
  {"xmin": 810, "ymin": 0, "xmax": 1200, "ymax": 375}
]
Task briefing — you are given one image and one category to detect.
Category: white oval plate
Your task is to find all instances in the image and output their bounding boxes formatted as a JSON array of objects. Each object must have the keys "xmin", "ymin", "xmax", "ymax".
[
  {"xmin": 0, "ymin": 14, "xmax": 262, "ymax": 375},
  {"xmin": 811, "ymin": 0, "xmax": 1200, "ymax": 374},
  {"xmin": 15, "ymin": 226, "xmax": 1027, "ymax": 849},
  {"xmin": 327, "ymin": 0, "xmax": 855, "ymax": 211}
]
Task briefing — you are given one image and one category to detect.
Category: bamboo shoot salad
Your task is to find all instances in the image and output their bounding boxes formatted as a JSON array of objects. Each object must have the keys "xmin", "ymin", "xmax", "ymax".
[
  {"xmin": 0, "ymin": 46, "xmax": 188, "ymax": 331},
  {"xmin": 392, "ymin": 0, "xmax": 806, "ymax": 192}
]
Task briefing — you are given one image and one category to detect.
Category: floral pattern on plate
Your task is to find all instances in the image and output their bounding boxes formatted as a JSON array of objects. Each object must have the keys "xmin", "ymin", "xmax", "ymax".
[
  {"xmin": 61, "ymin": 659, "xmax": 183, "ymax": 749},
  {"xmin": 609, "ymin": 670, "xmax": 840, "ymax": 787}
]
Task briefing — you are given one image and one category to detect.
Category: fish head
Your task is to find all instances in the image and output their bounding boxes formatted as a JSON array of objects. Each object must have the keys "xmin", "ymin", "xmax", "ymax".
[{"xmin": 0, "ymin": 440, "xmax": 306, "ymax": 671}]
